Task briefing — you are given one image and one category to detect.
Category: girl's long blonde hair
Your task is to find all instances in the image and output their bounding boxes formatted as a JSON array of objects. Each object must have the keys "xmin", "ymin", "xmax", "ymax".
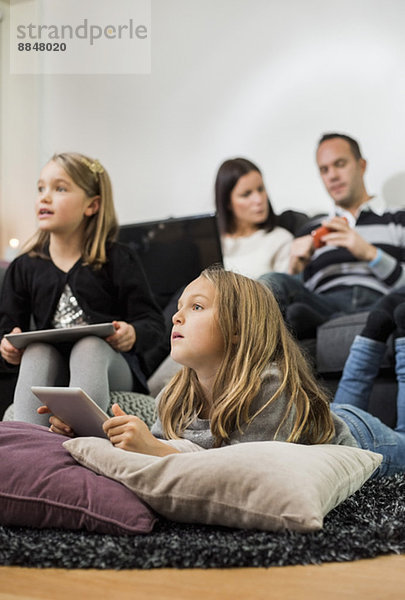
[
  {"xmin": 159, "ymin": 266, "xmax": 335, "ymax": 447},
  {"xmin": 24, "ymin": 152, "xmax": 118, "ymax": 268}
]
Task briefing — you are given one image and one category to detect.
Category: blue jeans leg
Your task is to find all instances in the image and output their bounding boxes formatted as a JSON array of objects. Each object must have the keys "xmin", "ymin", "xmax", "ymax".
[
  {"xmin": 331, "ymin": 404, "xmax": 405, "ymax": 478},
  {"xmin": 395, "ymin": 337, "xmax": 405, "ymax": 433},
  {"xmin": 333, "ymin": 336, "xmax": 387, "ymax": 410},
  {"xmin": 258, "ymin": 273, "xmax": 383, "ymax": 318},
  {"xmin": 258, "ymin": 272, "xmax": 342, "ymax": 318}
]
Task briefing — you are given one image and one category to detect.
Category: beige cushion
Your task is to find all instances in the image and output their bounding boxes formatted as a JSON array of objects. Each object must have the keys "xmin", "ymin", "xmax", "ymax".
[{"xmin": 64, "ymin": 438, "xmax": 382, "ymax": 533}]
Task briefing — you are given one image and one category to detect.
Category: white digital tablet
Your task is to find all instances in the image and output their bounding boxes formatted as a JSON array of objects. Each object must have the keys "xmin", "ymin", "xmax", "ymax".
[
  {"xmin": 31, "ymin": 386, "xmax": 109, "ymax": 439},
  {"xmin": 5, "ymin": 322, "xmax": 115, "ymax": 350}
]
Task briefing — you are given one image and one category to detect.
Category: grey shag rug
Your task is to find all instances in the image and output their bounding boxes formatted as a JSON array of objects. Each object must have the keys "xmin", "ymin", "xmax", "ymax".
[{"xmin": 0, "ymin": 473, "xmax": 404, "ymax": 569}]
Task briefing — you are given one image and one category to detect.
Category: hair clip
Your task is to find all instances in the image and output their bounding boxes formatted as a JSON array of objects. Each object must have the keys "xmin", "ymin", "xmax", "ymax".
[{"xmin": 81, "ymin": 157, "xmax": 104, "ymax": 175}]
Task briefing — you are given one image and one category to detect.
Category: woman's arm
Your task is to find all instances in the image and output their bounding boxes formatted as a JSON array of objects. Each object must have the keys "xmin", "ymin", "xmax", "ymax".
[{"xmin": 271, "ymin": 229, "xmax": 294, "ymax": 273}]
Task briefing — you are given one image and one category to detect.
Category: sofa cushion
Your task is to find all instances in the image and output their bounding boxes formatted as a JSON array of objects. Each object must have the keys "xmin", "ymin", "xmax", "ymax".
[
  {"xmin": 109, "ymin": 391, "xmax": 156, "ymax": 427},
  {"xmin": 316, "ymin": 312, "xmax": 395, "ymax": 373}
]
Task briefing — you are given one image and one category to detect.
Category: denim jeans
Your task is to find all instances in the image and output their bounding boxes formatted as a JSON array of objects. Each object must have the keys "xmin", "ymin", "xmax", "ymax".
[
  {"xmin": 333, "ymin": 335, "xmax": 387, "ymax": 410},
  {"xmin": 395, "ymin": 337, "xmax": 405, "ymax": 433},
  {"xmin": 331, "ymin": 404, "xmax": 405, "ymax": 478},
  {"xmin": 332, "ymin": 335, "xmax": 405, "ymax": 477},
  {"xmin": 258, "ymin": 272, "xmax": 383, "ymax": 318}
]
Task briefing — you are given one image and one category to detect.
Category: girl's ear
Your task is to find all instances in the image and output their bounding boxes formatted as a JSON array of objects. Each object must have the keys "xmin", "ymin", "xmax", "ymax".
[
  {"xmin": 84, "ymin": 196, "xmax": 100, "ymax": 217},
  {"xmin": 232, "ymin": 333, "xmax": 240, "ymax": 344}
]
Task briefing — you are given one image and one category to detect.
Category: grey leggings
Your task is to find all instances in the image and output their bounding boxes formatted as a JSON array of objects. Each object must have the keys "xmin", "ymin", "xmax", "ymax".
[{"xmin": 13, "ymin": 336, "xmax": 134, "ymax": 426}]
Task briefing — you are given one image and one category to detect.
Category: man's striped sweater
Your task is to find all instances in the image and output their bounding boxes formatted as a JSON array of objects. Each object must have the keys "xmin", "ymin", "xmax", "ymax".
[{"xmin": 303, "ymin": 207, "xmax": 405, "ymax": 295}]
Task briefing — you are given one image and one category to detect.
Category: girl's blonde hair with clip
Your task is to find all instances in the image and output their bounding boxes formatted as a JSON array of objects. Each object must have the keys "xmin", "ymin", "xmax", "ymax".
[
  {"xmin": 25, "ymin": 152, "xmax": 118, "ymax": 268},
  {"xmin": 159, "ymin": 266, "xmax": 335, "ymax": 447}
]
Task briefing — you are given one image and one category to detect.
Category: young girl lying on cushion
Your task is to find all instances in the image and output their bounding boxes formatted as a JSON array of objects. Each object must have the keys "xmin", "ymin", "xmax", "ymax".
[{"xmin": 42, "ymin": 266, "xmax": 405, "ymax": 478}]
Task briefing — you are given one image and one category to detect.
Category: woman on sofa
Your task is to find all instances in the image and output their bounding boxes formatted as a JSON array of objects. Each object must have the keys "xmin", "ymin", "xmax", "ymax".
[
  {"xmin": 147, "ymin": 157, "xmax": 295, "ymax": 389},
  {"xmin": 215, "ymin": 157, "xmax": 293, "ymax": 279}
]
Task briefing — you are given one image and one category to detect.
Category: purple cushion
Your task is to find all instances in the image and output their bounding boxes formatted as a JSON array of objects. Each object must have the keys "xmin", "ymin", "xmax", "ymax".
[{"xmin": 0, "ymin": 421, "xmax": 157, "ymax": 535}]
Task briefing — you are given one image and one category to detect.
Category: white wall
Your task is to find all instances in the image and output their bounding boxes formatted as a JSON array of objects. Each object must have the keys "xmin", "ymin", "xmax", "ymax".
[
  {"xmin": 0, "ymin": 0, "xmax": 40, "ymax": 260},
  {"xmin": 1, "ymin": 0, "xmax": 405, "ymax": 259}
]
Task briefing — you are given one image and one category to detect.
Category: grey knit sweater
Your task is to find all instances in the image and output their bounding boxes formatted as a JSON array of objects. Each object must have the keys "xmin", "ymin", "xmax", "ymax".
[{"xmin": 151, "ymin": 365, "xmax": 357, "ymax": 452}]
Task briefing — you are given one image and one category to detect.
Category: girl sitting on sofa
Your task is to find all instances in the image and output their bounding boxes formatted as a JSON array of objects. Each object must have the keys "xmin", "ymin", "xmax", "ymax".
[
  {"xmin": 45, "ymin": 266, "xmax": 405, "ymax": 478},
  {"xmin": 215, "ymin": 158, "xmax": 293, "ymax": 278},
  {"xmin": 0, "ymin": 152, "xmax": 164, "ymax": 424}
]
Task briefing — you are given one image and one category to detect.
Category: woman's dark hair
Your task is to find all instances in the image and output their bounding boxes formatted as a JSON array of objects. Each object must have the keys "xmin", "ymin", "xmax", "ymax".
[{"xmin": 215, "ymin": 157, "xmax": 277, "ymax": 235}]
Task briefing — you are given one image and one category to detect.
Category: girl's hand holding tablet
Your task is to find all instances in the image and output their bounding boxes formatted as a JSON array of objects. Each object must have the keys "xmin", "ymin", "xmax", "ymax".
[
  {"xmin": 37, "ymin": 405, "xmax": 74, "ymax": 437},
  {"xmin": 105, "ymin": 320, "xmax": 136, "ymax": 352},
  {"xmin": 103, "ymin": 403, "xmax": 179, "ymax": 456},
  {"xmin": 0, "ymin": 327, "xmax": 24, "ymax": 365}
]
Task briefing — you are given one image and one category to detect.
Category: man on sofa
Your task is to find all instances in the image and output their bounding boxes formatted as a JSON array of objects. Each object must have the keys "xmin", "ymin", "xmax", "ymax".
[{"xmin": 259, "ymin": 132, "xmax": 405, "ymax": 339}]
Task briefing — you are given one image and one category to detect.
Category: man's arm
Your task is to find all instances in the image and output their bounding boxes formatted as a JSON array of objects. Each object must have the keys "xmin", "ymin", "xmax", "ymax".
[
  {"xmin": 288, "ymin": 216, "xmax": 378, "ymax": 276},
  {"xmin": 314, "ymin": 215, "xmax": 405, "ymax": 288},
  {"xmin": 321, "ymin": 217, "xmax": 377, "ymax": 261}
]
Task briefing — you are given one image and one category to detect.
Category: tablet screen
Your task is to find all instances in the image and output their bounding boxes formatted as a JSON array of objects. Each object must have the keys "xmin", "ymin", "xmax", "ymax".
[
  {"xmin": 6, "ymin": 323, "xmax": 114, "ymax": 349},
  {"xmin": 31, "ymin": 386, "xmax": 109, "ymax": 439}
]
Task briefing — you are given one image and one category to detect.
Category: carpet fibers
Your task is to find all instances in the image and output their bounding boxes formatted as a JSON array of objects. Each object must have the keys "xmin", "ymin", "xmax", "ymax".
[{"xmin": 1, "ymin": 474, "xmax": 404, "ymax": 569}]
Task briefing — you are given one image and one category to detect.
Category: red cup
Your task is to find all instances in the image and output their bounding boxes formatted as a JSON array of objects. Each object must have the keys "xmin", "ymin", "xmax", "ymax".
[{"xmin": 312, "ymin": 225, "xmax": 331, "ymax": 248}]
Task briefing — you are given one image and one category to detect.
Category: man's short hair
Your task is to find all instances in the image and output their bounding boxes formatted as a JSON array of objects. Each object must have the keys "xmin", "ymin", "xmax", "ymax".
[{"xmin": 317, "ymin": 133, "xmax": 363, "ymax": 160}]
